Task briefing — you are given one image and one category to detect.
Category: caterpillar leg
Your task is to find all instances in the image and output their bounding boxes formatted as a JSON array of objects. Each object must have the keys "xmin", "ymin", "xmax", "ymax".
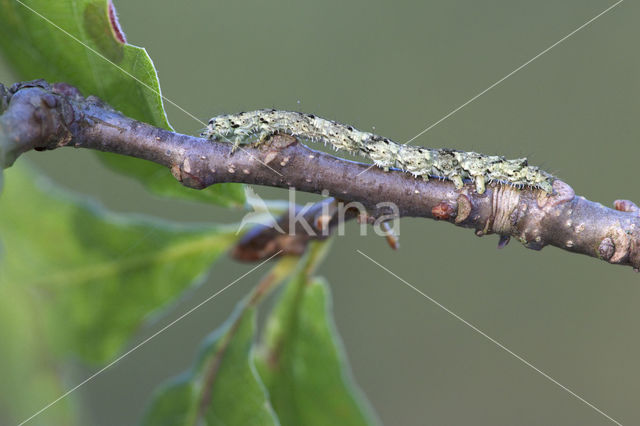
[
  {"xmin": 538, "ymin": 180, "xmax": 554, "ymax": 194},
  {"xmin": 451, "ymin": 175, "xmax": 464, "ymax": 190},
  {"xmin": 242, "ymin": 130, "xmax": 278, "ymax": 152},
  {"xmin": 230, "ymin": 137, "xmax": 243, "ymax": 154},
  {"xmin": 474, "ymin": 175, "xmax": 486, "ymax": 194},
  {"xmin": 255, "ymin": 130, "xmax": 272, "ymax": 147}
]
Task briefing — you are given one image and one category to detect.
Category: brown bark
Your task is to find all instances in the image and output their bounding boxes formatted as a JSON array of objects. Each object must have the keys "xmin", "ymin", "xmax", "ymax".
[{"xmin": 2, "ymin": 80, "xmax": 639, "ymax": 270}]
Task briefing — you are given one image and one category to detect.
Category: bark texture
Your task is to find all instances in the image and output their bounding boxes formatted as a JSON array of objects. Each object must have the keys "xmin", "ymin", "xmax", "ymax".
[{"xmin": 2, "ymin": 80, "xmax": 639, "ymax": 270}]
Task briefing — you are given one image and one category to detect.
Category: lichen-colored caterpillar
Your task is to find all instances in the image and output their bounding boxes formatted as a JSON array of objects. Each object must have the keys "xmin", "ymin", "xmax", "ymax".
[{"xmin": 202, "ymin": 109, "xmax": 554, "ymax": 193}]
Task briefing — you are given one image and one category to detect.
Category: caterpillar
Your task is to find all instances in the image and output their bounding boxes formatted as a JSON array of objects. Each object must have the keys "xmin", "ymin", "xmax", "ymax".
[{"xmin": 202, "ymin": 109, "xmax": 554, "ymax": 194}]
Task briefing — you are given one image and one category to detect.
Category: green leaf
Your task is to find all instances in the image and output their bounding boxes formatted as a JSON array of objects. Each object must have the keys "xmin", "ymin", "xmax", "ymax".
[
  {"xmin": 0, "ymin": 284, "xmax": 78, "ymax": 426},
  {"xmin": 0, "ymin": 163, "xmax": 240, "ymax": 363},
  {"xmin": 0, "ymin": 0, "xmax": 170, "ymax": 129},
  {"xmin": 0, "ymin": 0, "xmax": 245, "ymax": 206},
  {"xmin": 141, "ymin": 302, "xmax": 278, "ymax": 426},
  {"xmin": 255, "ymin": 248, "xmax": 379, "ymax": 426}
]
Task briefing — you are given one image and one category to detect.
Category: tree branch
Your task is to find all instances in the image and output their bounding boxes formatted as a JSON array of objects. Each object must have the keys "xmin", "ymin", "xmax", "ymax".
[{"xmin": 2, "ymin": 79, "xmax": 639, "ymax": 271}]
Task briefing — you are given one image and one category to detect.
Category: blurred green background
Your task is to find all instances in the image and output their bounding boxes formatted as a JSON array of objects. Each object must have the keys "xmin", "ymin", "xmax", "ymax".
[{"xmin": 1, "ymin": 0, "xmax": 638, "ymax": 424}]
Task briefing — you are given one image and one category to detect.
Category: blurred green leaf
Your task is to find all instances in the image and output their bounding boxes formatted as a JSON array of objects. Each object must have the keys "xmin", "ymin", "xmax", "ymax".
[
  {"xmin": 255, "ymin": 246, "xmax": 379, "ymax": 426},
  {"xmin": 141, "ymin": 302, "xmax": 278, "ymax": 426},
  {"xmin": 0, "ymin": 284, "xmax": 78, "ymax": 426},
  {"xmin": 0, "ymin": 163, "xmax": 240, "ymax": 363},
  {"xmin": 0, "ymin": 0, "xmax": 170, "ymax": 129},
  {"xmin": 0, "ymin": 0, "xmax": 244, "ymax": 206}
]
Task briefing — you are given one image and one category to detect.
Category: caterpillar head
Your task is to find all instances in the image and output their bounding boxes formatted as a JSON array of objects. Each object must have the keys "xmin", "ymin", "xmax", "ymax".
[{"xmin": 203, "ymin": 115, "xmax": 245, "ymax": 140}]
